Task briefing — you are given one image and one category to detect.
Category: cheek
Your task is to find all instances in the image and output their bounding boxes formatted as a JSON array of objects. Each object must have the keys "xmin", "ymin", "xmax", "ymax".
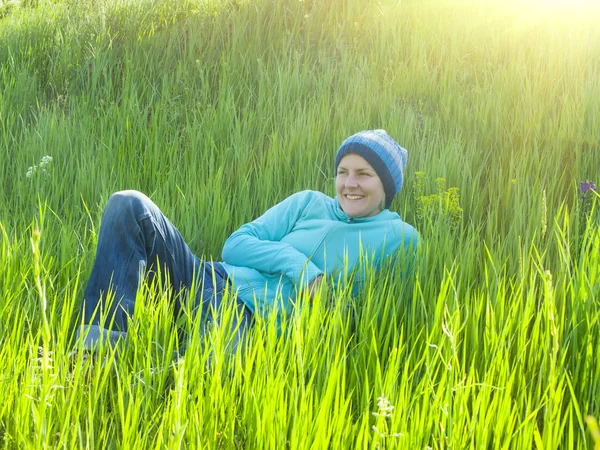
[
  {"xmin": 365, "ymin": 179, "xmax": 380, "ymax": 194},
  {"xmin": 372, "ymin": 182, "xmax": 386, "ymax": 203}
]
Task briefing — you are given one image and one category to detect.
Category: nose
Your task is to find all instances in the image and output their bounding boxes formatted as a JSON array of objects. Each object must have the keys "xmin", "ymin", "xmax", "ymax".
[{"xmin": 345, "ymin": 175, "xmax": 359, "ymax": 188}]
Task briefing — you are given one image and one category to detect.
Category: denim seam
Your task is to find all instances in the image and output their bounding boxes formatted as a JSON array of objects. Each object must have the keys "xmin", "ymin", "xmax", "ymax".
[
  {"xmin": 113, "ymin": 212, "xmax": 151, "ymax": 288},
  {"xmin": 115, "ymin": 228, "xmax": 142, "ymax": 290},
  {"xmin": 138, "ymin": 212, "xmax": 185, "ymax": 287}
]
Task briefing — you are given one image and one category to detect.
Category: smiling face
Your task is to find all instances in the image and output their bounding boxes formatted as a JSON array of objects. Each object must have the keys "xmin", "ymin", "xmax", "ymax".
[{"xmin": 336, "ymin": 153, "xmax": 386, "ymax": 218}]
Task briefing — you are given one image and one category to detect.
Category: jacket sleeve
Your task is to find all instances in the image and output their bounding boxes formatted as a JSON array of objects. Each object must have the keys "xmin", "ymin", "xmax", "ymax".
[{"xmin": 221, "ymin": 191, "xmax": 323, "ymax": 285}]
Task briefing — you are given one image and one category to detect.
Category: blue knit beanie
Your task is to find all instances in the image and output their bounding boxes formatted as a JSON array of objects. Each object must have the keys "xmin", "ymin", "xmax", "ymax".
[{"xmin": 335, "ymin": 129, "xmax": 407, "ymax": 209}]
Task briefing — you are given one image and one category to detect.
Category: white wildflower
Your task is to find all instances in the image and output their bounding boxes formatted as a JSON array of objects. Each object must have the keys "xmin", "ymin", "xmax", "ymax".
[
  {"xmin": 375, "ymin": 395, "xmax": 395, "ymax": 417},
  {"xmin": 26, "ymin": 165, "xmax": 37, "ymax": 178},
  {"xmin": 372, "ymin": 395, "xmax": 403, "ymax": 441},
  {"xmin": 27, "ymin": 156, "xmax": 53, "ymax": 180},
  {"xmin": 39, "ymin": 155, "xmax": 53, "ymax": 167}
]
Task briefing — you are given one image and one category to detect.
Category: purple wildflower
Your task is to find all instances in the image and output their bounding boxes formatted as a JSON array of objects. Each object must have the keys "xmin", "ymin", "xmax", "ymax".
[{"xmin": 580, "ymin": 181, "xmax": 597, "ymax": 194}]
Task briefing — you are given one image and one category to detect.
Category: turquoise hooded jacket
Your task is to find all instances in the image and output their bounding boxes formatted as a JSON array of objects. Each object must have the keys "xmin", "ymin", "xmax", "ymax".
[{"xmin": 220, "ymin": 190, "xmax": 418, "ymax": 315}]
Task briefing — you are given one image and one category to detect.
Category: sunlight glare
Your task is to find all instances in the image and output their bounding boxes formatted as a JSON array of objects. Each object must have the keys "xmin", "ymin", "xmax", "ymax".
[{"xmin": 536, "ymin": 0, "xmax": 598, "ymax": 8}]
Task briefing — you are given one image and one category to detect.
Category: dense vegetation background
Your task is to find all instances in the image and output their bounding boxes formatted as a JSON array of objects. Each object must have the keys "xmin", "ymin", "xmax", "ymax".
[{"xmin": 1, "ymin": 0, "xmax": 599, "ymax": 447}]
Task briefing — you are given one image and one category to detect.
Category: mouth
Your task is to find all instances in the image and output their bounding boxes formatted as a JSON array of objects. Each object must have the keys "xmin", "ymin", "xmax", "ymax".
[{"xmin": 344, "ymin": 194, "xmax": 365, "ymax": 200}]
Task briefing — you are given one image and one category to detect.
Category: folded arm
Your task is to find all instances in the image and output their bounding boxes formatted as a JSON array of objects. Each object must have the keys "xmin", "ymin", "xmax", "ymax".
[{"xmin": 221, "ymin": 191, "xmax": 323, "ymax": 285}]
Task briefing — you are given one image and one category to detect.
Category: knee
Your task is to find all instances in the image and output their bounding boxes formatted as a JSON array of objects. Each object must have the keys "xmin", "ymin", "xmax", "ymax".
[
  {"xmin": 105, "ymin": 190, "xmax": 152, "ymax": 219},
  {"xmin": 107, "ymin": 190, "xmax": 147, "ymax": 210}
]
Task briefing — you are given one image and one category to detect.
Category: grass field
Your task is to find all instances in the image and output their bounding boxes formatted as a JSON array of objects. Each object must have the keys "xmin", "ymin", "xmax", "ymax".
[{"xmin": 1, "ymin": 0, "xmax": 600, "ymax": 447}]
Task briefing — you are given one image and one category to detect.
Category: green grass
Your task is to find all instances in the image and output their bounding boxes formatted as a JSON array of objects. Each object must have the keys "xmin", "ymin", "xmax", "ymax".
[{"xmin": 1, "ymin": 0, "xmax": 600, "ymax": 447}]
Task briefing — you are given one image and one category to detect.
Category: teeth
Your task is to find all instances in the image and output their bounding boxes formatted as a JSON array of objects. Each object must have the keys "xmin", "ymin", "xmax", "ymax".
[{"xmin": 346, "ymin": 195, "xmax": 363, "ymax": 200}]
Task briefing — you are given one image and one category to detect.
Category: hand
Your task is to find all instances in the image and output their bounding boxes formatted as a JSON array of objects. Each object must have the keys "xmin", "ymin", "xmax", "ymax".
[{"xmin": 308, "ymin": 275, "xmax": 323, "ymax": 301}]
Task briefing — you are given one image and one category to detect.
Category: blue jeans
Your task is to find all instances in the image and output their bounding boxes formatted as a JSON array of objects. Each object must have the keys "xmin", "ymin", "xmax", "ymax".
[{"xmin": 77, "ymin": 190, "xmax": 252, "ymax": 351}]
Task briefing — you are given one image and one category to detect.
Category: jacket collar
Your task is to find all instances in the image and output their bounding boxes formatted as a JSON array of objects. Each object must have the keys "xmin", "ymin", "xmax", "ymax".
[{"xmin": 332, "ymin": 196, "xmax": 398, "ymax": 223}]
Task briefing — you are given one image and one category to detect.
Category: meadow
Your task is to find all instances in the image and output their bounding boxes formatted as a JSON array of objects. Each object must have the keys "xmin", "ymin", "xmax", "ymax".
[{"xmin": 1, "ymin": 0, "xmax": 600, "ymax": 447}]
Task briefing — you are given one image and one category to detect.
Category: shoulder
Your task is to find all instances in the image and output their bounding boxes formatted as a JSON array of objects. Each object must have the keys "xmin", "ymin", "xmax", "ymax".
[
  {"xmin": 288, "ymin": 190, "xmax": 332, "ymax": 201},
  {"xmin": 276, "ymin": 190, "xmax": 341, "ymax": 222},
  {"xmin": 280, "ymin": 190, "xmax": 334, "ymax": 208}
]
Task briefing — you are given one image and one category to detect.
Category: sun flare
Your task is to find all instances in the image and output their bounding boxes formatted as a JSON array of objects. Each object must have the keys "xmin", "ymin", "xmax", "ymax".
[{"xmin": 534, "ymin": 0, "xmax": 598, "ymax": 9}]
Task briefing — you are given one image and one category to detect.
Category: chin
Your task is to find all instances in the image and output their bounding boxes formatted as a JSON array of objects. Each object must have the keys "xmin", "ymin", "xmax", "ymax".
[{"xmin": 345, "ymin": 209, "xmax": 365, "ymax": 218}]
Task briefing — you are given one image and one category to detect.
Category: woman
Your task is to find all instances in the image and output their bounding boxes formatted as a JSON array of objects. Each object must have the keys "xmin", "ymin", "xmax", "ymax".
[{"xmin": 77, "ymin": 130, "xmax": 419, "ymax": 351}]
